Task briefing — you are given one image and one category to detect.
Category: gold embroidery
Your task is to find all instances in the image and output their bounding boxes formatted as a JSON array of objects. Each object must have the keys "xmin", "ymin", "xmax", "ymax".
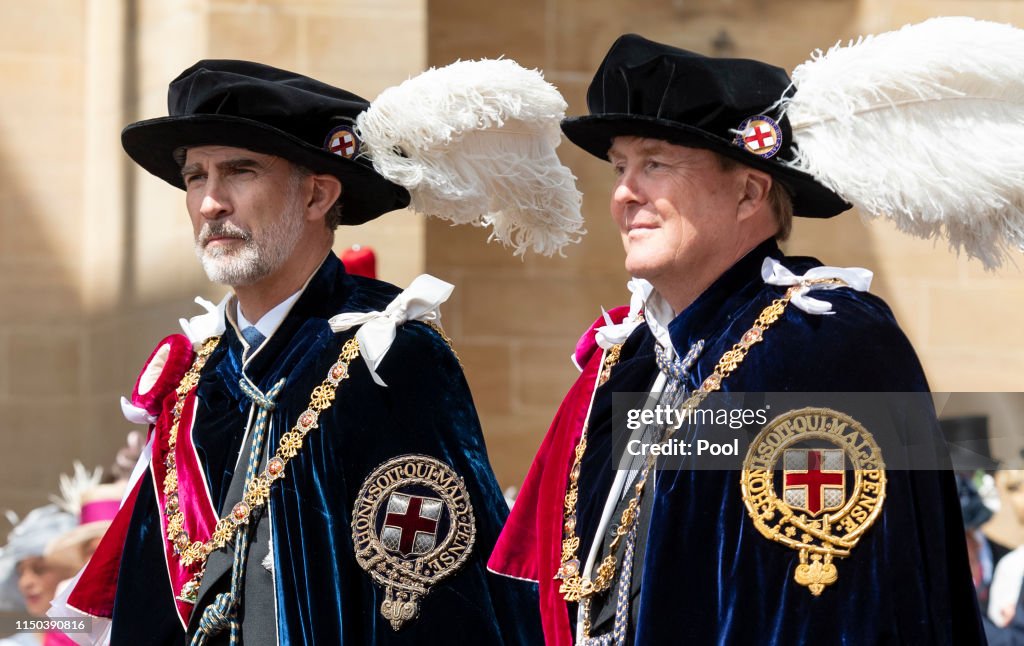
[
  {"xmin": 351, "ymin": 455, "xmax": 477, "ymax": 630},
  {"xmin": 740, "ymin": 407, "xmax": 886, "ymax": 595}
]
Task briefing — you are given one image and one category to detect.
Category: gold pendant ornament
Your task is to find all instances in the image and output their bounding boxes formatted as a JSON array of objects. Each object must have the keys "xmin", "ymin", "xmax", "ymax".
[
  {"xmin": 351, "ymin": 455, "xmax": 476, "ymax": 630},
  {"xmin": 740, "ymin": 407, "xmax": 886, "ymax": 596}
]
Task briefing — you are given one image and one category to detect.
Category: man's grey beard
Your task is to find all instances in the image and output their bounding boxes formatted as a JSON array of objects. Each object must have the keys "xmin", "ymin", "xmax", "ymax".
[{"xmin": 193, "ymin": 192, "xmax": 306, "ymax": 286}]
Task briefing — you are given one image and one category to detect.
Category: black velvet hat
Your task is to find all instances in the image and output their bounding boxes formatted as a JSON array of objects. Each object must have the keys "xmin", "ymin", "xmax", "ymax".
[
  {"xmin": 561, "ymin": 34, "xmax": 850, "ymax": 218},
  {"xmin": 121, "ymin": 60, "xmax": 410, "ymax": 225}
]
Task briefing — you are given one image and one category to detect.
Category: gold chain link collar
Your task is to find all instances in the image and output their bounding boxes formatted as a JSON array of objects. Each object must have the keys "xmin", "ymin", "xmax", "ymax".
[
  {"xmin": 162, "ymin": 335, "xmax": 361, "ymax": 602},
  {"xmin": 555, "ymin": 280, "xmax": 842, "ymax": 636}
]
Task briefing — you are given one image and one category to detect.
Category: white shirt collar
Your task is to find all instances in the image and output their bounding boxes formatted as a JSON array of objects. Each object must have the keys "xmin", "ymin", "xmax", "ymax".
[
  {"xmin": 231, "ymin": 252, "xmax": 331, "ymax": 361},
  {"xmin": 236, "ymin": 289, "xmax": 302, "ymax": 340}
]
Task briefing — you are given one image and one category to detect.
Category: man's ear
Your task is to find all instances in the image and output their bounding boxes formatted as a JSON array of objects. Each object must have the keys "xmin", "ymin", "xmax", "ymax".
[
  {"xmin": 737, "ymin": 168, "xmax": 772, "ymax": 222},
  {"xmin": 307, "ymin": 174, "xmax": 342, "ymax": 221}
]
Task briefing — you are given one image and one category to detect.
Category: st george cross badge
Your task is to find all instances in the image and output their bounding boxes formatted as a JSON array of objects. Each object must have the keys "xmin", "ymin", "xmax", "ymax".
[
  {"xmin": 740, "ymin": 408, "xmax": 886, "ymax": 596},
  {"xmin": 733, "ymin": 114, "xmax": 783, "ymax": 159},
  {"xmin": 381, "ymin": 492, "xmax": 443, "ymax": 556},
  {"xmin": 352, "ymin": 455, "xmax": 476, "ymax": 630},
  {"xmin": 324, "ymin": 124, "xmax": 359, "ymax": 159},
  {"xmin": 783, "ymin": 448, "xmax": 845, "ymax": 516}
]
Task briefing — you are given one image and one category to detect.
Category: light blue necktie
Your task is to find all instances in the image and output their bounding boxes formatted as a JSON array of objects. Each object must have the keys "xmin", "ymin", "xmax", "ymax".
[{"xmin": 240, "ymin": 326, "xmax": 266, "ymax": 357}]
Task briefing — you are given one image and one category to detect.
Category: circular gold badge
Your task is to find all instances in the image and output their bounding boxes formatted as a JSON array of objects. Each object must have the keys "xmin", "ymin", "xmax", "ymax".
[
  {"xmin": 734, "ymin": 114, "xmax": 783, "ymax": 158},
  {"xmin": 351, "ymin": 455, "xmax": 476, "ymax": 630},
  {"xmin": 740, "ymin": 407, "xmax": 886, "ymax": 595}
]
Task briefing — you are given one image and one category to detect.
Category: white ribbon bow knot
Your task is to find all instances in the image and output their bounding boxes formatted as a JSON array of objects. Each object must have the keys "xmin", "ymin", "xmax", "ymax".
[
  {"xmin": 328, "ymin": 274, "xmax": 455, "ymax": 387},
  {"xmin": 179, "ymin": 294, "xmax": 230, "ymax": 346},
  {"xmin": 593, "ymin": 278, "xmax": 653, "ymax": 351},
  {"xmin": 761, "ymin": 257, "xmax": 873, "ymax": 315},
  {"xmin": 120, "ymin": 397, "xmax": 157, "ymax": 425}
]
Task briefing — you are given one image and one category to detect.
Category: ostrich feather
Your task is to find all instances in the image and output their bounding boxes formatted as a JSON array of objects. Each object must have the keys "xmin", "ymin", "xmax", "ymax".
[
  {"xmin": 50, "ymin": 461, "xmax": 103, "ymax": 516},
  {"xmin": 357, "ymin": 59, "xmax": 584, "ymax": 257},
  {"xmin": 782, "ymin": 16, "xmax": 1024, "ymax": 268}
]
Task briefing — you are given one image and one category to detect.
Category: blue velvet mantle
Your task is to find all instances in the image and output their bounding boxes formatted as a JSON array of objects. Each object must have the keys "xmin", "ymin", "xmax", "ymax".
[
  {"xmin": 110, "ymin": 253, "xmax": 541, "ymax": 645},
  {"xmin": 573, "ymin": 240, "xmax": 986, "ymax": 645}
]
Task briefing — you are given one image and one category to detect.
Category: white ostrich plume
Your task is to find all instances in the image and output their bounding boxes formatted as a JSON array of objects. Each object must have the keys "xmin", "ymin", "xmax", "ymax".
[
  {"xmin": 782, "ymin": 16, "xmax": 1024, "ymax": 269},
  {"xmin": 50, "ymin": 461, "xmax": 103, "ymax": 516},
  {"xmin": 357, "ymin": 58, "xmax": 584, "ymax": 257}
]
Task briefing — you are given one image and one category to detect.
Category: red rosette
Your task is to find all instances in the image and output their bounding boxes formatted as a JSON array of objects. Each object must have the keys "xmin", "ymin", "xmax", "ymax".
[{"xmin": 131, "ymin": 334, "xmax": 195, "ymax": 416}]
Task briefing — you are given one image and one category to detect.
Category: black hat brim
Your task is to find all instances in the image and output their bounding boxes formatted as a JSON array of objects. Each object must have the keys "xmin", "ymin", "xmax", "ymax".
[
  {"xmin": 561, "ymin": 114, "xmax": 850, "ymax": 219},
  {"xmin": 122, "ymin": 114, "xmax": 410, "ymax": 225}
]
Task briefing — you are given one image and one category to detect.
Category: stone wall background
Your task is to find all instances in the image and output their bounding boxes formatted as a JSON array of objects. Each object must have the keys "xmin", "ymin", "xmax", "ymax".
[
  {"xmin": 0, "ymin": 0, "xmax": 427, "ymax": 513},
  {"xmin": 1, "ymin": 0, "xmax": 1022, "ymax": 514}
]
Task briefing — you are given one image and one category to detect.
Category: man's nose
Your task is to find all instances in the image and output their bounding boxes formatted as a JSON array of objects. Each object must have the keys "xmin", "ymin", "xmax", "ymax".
[
  {"xmin": 198, "ymin": 181, "xmax": 230, "ymax": 220},
  {"xmin": 612, "ymin": 172, "xmax": 641, "ymax": 205}
]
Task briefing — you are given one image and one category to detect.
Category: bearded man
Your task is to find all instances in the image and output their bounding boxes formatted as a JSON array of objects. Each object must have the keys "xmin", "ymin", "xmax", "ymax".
[{"xmin": 59, "ymin": 60, "xmax": 541, "ymax": 646}]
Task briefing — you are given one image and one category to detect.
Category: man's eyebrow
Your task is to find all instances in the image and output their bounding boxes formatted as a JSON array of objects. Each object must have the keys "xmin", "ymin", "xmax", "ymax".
[
  {"xmin": 180, "ymin": 157, "xmax": 265, "ymax": 179},
  {"xmin": 219, "ymin": 157, "xmax": 265, "ymax": 171},
  {"xmin": 180, "ymin": 162, "xmax": 203, "ymax": 178},
  {"xmin": 608, "ymin": 147, "xmax": 628, "ymax": 162}
]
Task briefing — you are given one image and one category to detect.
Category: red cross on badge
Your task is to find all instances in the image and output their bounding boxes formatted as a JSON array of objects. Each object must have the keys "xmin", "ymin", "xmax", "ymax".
[
  {"xmin": 783, "ymin": 448, "xmax": 845, "ymax": 516},
  {"xmin": 734, "ymin": 115, "xmax": 783, "ymax": 159},
  {"xmin": 744, "ymin": 123, "xmax": 775, "ymax": 150},
  {"xmin": 381, "ymin": 493, "xmax": 443, "ymax": 556},
  {"xmin": 325, "ymin": 126, "xmax": 358, "ymax": 159}
]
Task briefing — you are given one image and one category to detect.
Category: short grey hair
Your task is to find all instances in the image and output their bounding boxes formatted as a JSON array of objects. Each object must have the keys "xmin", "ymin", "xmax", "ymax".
[{"xmin": 291, "ymin": 164, "xmax": 344, "ymax": 230}]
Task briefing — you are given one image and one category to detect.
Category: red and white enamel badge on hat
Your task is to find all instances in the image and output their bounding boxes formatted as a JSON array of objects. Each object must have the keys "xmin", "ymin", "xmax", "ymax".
[
  {"xmin": 325, "ymin": 125, "xmax": 359, "ymax": 159},
  {"xmin": 735, "ymin": 115, "xmax": 783, "ymax": 158}
]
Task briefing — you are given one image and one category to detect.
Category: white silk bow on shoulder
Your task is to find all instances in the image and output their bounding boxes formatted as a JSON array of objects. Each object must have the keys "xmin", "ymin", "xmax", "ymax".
[
  {"xmin": 593, "ymin": 278, "xmax": 652, "ymax": 350},
  {"xmin": 328, "ymin": 274, "xmax": 455, "ymax": 387},
  {"xmin": 761, "ymin": 258, "xmax": 873, "ymax": 315},
  {"xmin": 179, "ymin": 294, "xmax": 230, "ymax": 345}
]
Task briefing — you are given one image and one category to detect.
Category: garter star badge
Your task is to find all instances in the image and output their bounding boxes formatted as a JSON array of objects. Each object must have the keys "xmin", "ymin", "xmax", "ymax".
[
  {"xmin": 352, "ymin": 455, "xmax": 476, "ymax": 630},
  {"xmin": 740, "ymin": 407, "xmax": 886, "ymax": 596}
]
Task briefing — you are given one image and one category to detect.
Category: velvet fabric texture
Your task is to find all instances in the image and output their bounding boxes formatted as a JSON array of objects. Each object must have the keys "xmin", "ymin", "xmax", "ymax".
[
  {"xmin": 489, "ymin": 306, "xmax": 632, "ymax": 645},
  {"xmin": 121, "ymin": 60, "xmax": 410, "ymax": 224},
  {"xmin": 497, "ymin": 239, "xmax": 986, "ymax": 644},
  {"xmin": 108, "ymin": 253, "xmax": 541, "ymax": 645},
  {"xmin": 560, "ymin": 34, "xmax": 850, "ymax": 218}
]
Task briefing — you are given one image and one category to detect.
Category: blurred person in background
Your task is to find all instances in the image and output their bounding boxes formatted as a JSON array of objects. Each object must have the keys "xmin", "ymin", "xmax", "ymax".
[
  {"xmin": 985, "ymin": 470, "xmax": 1024, "ymax": 567},
  {"xmin": 959, "ymin": 472, "xmax": 996, "ymax": 616},
  {"xmin": 0, "ymin": 505, "xmax": 78, "ymax": 645}
]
